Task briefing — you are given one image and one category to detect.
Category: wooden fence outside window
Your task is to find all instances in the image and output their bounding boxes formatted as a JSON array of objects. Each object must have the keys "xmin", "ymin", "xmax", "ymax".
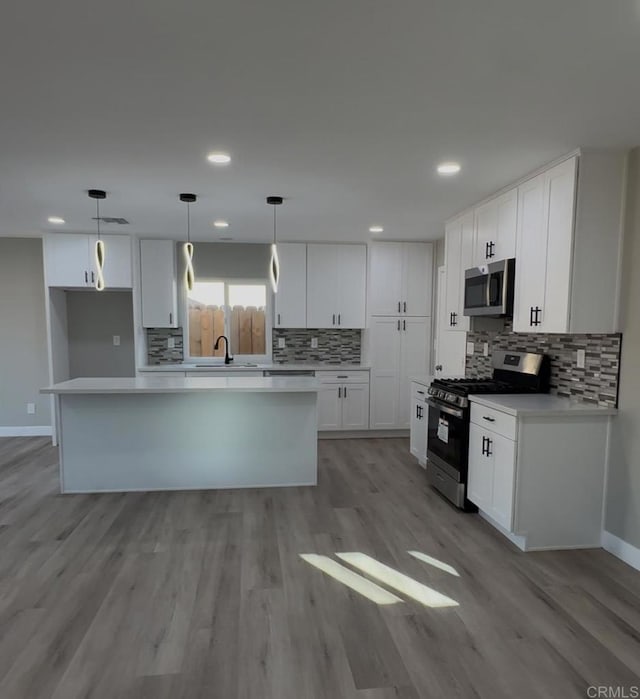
[{"xmin": 188, "ymin": 302, "xmax": 266, "ymax": 357}]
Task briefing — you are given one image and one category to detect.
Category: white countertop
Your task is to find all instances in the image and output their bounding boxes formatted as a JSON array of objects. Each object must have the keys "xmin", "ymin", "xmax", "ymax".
[
  {"xmin": 42, "ymin": 376, "xmax": 321, "ymax": 395},
  {"xmin": 138, "ymin": 363, "xmax": 370, "ymax": 373},
  {"xmin": 411, "ymin": 375, "xmax": 433, "ymax": 387},
  {"xmin": 469, "ymin": 393, "xmax": 617, "ymax": 417}
]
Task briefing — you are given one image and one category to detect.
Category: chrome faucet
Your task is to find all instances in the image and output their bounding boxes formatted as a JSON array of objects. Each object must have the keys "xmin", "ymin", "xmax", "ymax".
[{"xmin": 214, "ymin": 335, "xmax": 233, "ymax": 364}]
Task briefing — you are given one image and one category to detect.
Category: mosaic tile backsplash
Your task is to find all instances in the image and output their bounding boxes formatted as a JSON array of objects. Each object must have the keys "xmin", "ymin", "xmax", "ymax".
[
  {"xmin": 146, "ymin": 328, "xmax": 184, "ymax": 364},
  {"xmin": 272, "ymin": 329, "xmax": 362, "ymax": 365},
  {"xmin": 466, "ymin": 320, "xmax": 621, "ymax": 407}
]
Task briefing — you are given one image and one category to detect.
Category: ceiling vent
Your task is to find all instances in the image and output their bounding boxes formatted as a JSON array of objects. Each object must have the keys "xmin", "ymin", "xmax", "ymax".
[{"xmin": 92, "ymin": 216, "xmax": 129, "ymax": 225}]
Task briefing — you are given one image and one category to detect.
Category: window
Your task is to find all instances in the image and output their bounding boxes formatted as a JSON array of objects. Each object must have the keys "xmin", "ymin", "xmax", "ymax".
[{"xmin": 186, "ymin": 280, "xmax": 269, "ymax": 359}]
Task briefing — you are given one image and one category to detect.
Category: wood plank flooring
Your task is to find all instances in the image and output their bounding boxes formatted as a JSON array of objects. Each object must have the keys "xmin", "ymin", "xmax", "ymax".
[{"xmin": 0, "ymin": 436, "xmax": 639, "ymax": 698}]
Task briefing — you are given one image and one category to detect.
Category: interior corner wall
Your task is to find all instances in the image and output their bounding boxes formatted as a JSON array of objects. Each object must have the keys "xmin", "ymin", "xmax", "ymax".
[
  {"xmin": 0, "ymin": 238, "xmax": 50, "ymax": 427},
  {"xmin": 605, "ymin": 146, "xmax": 640, "ymax": 550}
]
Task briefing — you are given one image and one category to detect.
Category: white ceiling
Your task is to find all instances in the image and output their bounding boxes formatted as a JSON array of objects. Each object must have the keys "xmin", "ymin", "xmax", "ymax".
[{"xmin": 1, "ymin": 0, "xmax": 639, "ymax": 243}]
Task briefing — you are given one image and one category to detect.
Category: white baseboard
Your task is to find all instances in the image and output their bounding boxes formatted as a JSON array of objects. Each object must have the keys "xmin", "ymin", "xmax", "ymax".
[
  {"xmin": 602, "ymin": 530, "xmax": 640, "ymax": 572},
  {"xmin": 0, "ymin": 425, "xmax": 53, "ymax": 437}
]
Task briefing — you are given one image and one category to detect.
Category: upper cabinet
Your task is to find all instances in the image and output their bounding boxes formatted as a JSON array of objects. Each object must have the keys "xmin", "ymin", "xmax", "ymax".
[
  {"xmin": 274, "ymin": 243, "xmax": 307, "ymax": 328},
  {"xmin": 471, "ymin": 188, "xmax": 517, "ymax": 267},
  {"xmin": 444, "ymin": 212, "xmax": 473, "ymax": 332},
  {"xmin": 140, "ymin": 239, "xmax": 178, "ymax": 328},
  {"xmin": 368, "ymin": 242, "xmax": 434, "ymax": 316},
  {"xmin": 513, "ymin": 151, "xmax": 626, "ymax": 334},
  {"xmin": 44, "ymin": 234, "xmax": 132, "ymax": 289},
  {"xmin": 306, "ymin": 244, "xmax": 366, "ymax": 329}
]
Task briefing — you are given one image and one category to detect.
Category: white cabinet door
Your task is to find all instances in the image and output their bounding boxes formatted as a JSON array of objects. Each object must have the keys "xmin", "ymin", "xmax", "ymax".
[
  {"xmin": 403, "ymin": 243, "xmax": 433, "ymax": 316},
  {"xmin": 540, "ymin": 157, "xmax": 576, "ymax": 333},
  {"xmin": 140, "ymin": 240, "xmax": 178, "ymax": 328},
  {"xmin": 317, "ymin": 384, "xmax": 342, "ymax": 431},
  {"xmin": 44, "ymin": 234, "xmax": 91, "ymax": 287},
  {"xmin": 95, "ymin": 235, "xmax": 132, "ymax": 288},
  {"xmin": 473, "ymin": 189, "xmax": 517, "ymax": 266},
  {"xmin": 368, "ymin": 243, "xmax": 404, "ymax": 316},
  {"xmin": 275, "ymin": 243, "xmax": 307, "ymax": 328},
  {"xmin": 494, "ymin": 189, "xmax": 518, "ymax": 261},
  {"xmin": 342, "ymin": 383, "xmax": 370, "ymax": 430},
  {"xmin": 513, "ymin": 173, "xmax": 547, "ymax": 333},
  {"xmin": 467, "ymin": 423, "xmax": 493, "ymax": 512},
  {"xmin": 472, "ymin": 199, "xmax": 497, "ymax": 268},
  {"xmin": 409, "ymin": 395, "xmax": 427, "ymax": 465},
  {"xmin": 398, "ymin": 317, "xmax": 430, "ymax": 428},
  {"xmin": 437, "ymin": 330, "xmax": 467, "ymax": 378},
  {"xmin": 337, "ymin": 244, "xmax": 367, "ymax": 328},
  {"xmin": 306, "ymin": 244, "xmax": 339, "ymax": 328},
  {"xmin": 444, "ymin": 213, "xmax": 472, "ymax": 331},
  {"xmin": 369, "ymin": 317, "xmax": 402, "ymax": 429},
  {"xmin": 489, "ymin": 431, "xmax": 517, "ymax": 530}
]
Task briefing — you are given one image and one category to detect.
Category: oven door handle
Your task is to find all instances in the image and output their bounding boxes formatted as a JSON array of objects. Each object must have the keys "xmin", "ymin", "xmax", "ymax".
[{"xmin": 426, "ymin": 398, "xmax": 464, "ymax": 420}]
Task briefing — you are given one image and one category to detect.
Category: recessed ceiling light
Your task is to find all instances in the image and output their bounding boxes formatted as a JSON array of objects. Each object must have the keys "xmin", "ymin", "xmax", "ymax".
[
  {"xmin": 369, "ymin": 225, "xmax": 384, "ymax": 233},
  {"xmin": 437, "ymin": 161, "xmax": 461, "ymax": 175},
  {"xmin": 207, "ymin": 152, "xmax": 231, "ymax": 164},
  {"xmin": 48, "ymin": 216, "xmax": 65, "ymax": 224},
  {"xmin": 213, "ymin": 220, "xmax": 229, "ymax": 228}
]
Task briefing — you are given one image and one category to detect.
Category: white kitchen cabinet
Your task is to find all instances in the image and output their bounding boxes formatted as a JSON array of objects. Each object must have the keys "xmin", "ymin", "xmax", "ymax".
[
  {"xmin": 341, "ymin": 383, "xmax": 370, "ymax": 430},
  {"xmin": 316, "ymin": 370, "xmax": 370, "ymax": 431},
  {"xmin": 409, "ymin": 383, "xmax": 428, "ymax": 466},
  {"xmin": 306, "ymin": 244, "xmax": 366, "ymax": 329},
  {"xmin": 467, "ymin": 422, "xmax": 516, "ymax": 530},
  {"xmin": 434, "ymin": 267, "xmax": 467, "ymax": 379},
  {"xmin": 275, "ymin": 243, "xmax": 307, "ymax": 328},
  {"xmin": 368, "ymin": 242, "xmax": 433, "ymax": 316},
  {"xmin": 467, "ymin": 396, "xmax": 613, "ymax": 551},
  {"xmin": 140, "ymin": 239, "xmax": 178, "ymax": 328},
  {"xmin": 444, "ymin": 212, "xmax": 473, "ymax": 332},
  {"xmin": 369, "ymin": 316, "xmax": 431, "ymax": 430},
  {"xmin": 472, "ymin": 189, "xmax": 517, "ymax": 267},
  {"xmin": 317, "ymin": 384, "xmax": 343, "ymax": 430},
  {"xmin": 44, "ymin": 234, "xmax": 132, "ymax": 289},
  {"xmin": 513, "ymin": 151, "xmax": 627, "ymax": 334}
]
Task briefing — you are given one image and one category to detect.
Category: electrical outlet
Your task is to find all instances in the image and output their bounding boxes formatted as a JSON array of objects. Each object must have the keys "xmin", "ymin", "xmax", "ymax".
[
  {"xmin": 483, "ymin": 342, "xmax": 489, "ymax": 357},
  {"xmin": 167, "ymin": 337, "xmax": 176, "ymax": 349},
  {"xmin": 27, "ymin": 402, "xmax": 35, "ymax": 415},
  {"xmin": 310, "ymin": 337, "xmax": 318, "ymax": 349},
  {"xmin": 466, "ymin": 341, "xmax": 475, "ymax": 356},
  {"xmin": 113, "ymin": 335, "xmax": 120, "ymax": 346},
  {"xmin": 576, "ymin": 349, "xmax": 586, "ymax": 369},
  {"xmin": 278, "ymin": 338, "xmax": 286, "ymax": 349}
]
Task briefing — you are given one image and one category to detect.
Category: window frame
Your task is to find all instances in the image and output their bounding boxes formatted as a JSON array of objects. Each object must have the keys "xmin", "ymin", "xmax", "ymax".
[{"xmin": 183, "ymin": 277, "xmax": 272, "ymax": 364}]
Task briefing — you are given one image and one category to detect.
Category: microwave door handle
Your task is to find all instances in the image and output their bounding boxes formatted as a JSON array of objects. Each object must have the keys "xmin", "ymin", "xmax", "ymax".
[{"xmin": 486, "ymin": 272, "xmax": 492, "ymax": 307}]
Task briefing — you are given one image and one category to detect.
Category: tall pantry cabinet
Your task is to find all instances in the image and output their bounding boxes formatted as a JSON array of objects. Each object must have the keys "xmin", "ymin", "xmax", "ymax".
[{"xmin": 367, "ymin": 242, "xmax": 433, "ymax": 429}]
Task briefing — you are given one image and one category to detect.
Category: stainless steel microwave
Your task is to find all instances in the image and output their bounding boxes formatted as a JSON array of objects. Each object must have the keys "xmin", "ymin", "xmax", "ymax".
[{"xmin": 463, "ymin": 258, "xmax": 515, "ymax": 317}]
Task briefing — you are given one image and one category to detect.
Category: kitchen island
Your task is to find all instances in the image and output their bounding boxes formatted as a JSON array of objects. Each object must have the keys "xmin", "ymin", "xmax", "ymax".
[{"xmin": 41, "ymin": 376, "xmax": 319, "ymax": 493}]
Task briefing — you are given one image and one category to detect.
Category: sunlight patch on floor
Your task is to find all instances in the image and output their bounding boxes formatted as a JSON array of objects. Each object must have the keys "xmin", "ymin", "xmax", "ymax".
[
  {"xmin": 299, "ymin": 554, "xmax": 402, "ymax": 605},
  {"xmin": 407, "ymin": 550, "xmax": 460, "ymax": 577},
  {"xmin": 336, "ymin": 552, "xmax": 459, "ymax": 608}
]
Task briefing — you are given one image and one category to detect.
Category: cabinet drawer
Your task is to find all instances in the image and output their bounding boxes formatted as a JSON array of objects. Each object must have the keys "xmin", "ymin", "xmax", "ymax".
[
  {"xmin": 316, "ymin": 370, "xmax": 369, "ymax": 384},
  {"xmin": 411, "ymin": 383, "xmax": 428, "ymax": 401},
  {"xmin": 470, "ymin": 403, "xmax": 517, "ymax": 440}
]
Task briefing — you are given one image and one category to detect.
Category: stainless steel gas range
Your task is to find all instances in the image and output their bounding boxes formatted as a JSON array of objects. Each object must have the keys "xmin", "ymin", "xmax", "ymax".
[{"xmin": 426, "ymin": 351, "xmax": 550, "ymax": 509}]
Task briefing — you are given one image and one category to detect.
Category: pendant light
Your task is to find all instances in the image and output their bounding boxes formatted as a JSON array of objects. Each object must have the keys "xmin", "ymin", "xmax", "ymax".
[
  {"xmin": 180, "ymin": 193, "xmax": 196, "ymax": 292},
  {"xmin": 267, "ymin": 196, "xmax": 283, "ymax": 293},
  {"xmin": 88, "ymin": 189, "xmax": 107, "ymax": 291}
]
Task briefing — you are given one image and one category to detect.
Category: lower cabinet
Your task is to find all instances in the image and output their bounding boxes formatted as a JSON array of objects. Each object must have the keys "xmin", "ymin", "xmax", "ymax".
[
  {"xmin": 466, "ymin": 399, "xmax": 612, "ymax": 551},
  {"xmin": 409, "ymin": 383, "xmax": 428, "ymax": 466},
  {"xmin": 468, "ymin": 422, "xmax": 516, "ymax": 530},
  {"xmin": 316, "ymin": 371, "xmax": 370, "ymax": 431}
]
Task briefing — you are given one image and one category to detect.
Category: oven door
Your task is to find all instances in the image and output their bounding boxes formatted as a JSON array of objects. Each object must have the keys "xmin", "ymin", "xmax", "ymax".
[{"xmin": 426, "ymin": 398, "xmax": 468, "ymax": 482}]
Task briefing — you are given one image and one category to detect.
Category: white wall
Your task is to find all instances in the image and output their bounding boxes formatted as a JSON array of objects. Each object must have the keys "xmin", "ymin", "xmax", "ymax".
[
  {"xmin": 0, "ymin": 238, "xmax": 50, "ymax": 427},
  {"xmin": 606, "ymin": 147, "xmax": 640, "ymax": 551}
]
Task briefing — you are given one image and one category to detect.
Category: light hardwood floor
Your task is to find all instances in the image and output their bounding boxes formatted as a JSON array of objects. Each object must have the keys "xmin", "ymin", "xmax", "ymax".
[{"xmin": 0, "ymin": 436, "xmax": 639, "ymax": 698}]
